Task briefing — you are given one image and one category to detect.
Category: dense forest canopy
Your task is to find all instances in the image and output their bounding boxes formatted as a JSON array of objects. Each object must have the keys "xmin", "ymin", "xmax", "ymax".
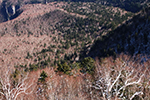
[{"xmin": 50, "ymin": 0, "xmax": 149, "ymax": 12}]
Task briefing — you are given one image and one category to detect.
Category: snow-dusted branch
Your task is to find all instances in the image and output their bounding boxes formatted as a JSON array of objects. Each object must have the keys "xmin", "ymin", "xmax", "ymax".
[
  {"xmin": 0, "ymin": 66, "xmax": 36, "ymax": 100},
  {"xmin": 93, "ymin": 55, "xmax": 150, "ymax": 100}
]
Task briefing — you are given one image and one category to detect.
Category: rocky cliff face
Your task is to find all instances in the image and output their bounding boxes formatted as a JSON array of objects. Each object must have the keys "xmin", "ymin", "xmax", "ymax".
[
  {"xmin": 0, "ymin": 0, "xmax": 47, "ymax": 23},
  {"xmin": 0, "ymin": 1, "xmax": 21, "ymax": 23}
]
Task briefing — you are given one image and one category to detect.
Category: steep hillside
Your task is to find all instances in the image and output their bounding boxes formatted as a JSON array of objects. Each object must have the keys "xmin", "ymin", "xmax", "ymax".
[
  {"xmin": 96, "ymin": 0, "xmax": 150, "ymax": 13},
  {"xmin": 0, "ymin": 0, "xmax": 149, "ymax": 23},
  {"xmin": 89, "ymin": 7, "xmax": 150, "ymax": 59},
  {"xmin": 0, "ymin": 2, "xmax": 134, "ymax": 70},
  {"xmin": 61, "ymin": 0, "xmax": 150, "ymax": 12}
]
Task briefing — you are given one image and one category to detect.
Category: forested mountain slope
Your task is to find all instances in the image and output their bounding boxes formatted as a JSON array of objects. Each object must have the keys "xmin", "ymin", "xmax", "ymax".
[
  {"xmin": 62, "ymin": 0, "xmax": 150, "ymax": 12},
  {"xmin": 89, "ymin": 7, "xmax": 150, "ymax": 59},
  {"xmin": 0, "ymin": 0, "xmax": 149, "ymax": 23},
  {"xmin": 95, "ymin": 0, "xmax": 150, "ymax": 12},
  {"xmin": 0, "ymin": 2, "xmax": 134, "ymax": 70}
]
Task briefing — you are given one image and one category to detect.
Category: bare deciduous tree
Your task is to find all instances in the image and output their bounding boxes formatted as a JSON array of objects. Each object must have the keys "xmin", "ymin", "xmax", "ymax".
[
  {"xmin": 92, "ymin": 55, "xmax": 150, "ymax": 100},
  {"xmin": 0, "ymin": 66, "xmax": 36, "ymax": 100}
]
